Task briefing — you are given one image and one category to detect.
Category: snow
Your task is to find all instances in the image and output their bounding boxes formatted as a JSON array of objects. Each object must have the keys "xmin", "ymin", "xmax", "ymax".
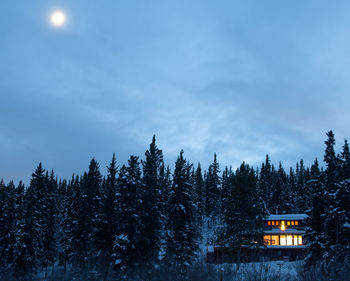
[
  {"xmin": 344, "ymin": 222, "xmax": 350, "ymax": 228},
  {"xmin": 211, "ymin": 261, "xmax": 299, "ymax": 280}
]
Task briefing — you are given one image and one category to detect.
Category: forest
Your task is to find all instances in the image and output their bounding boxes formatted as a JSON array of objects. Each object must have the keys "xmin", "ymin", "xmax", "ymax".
[{"xmin": 1, "ymin": 131, "xmax": 350, "ymax": 280}]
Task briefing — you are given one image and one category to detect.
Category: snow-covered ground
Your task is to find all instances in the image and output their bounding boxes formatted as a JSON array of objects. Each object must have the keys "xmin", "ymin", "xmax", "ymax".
[{"xmin": 205, "ymin": 261, "xmax": 300, "ymax": 281}]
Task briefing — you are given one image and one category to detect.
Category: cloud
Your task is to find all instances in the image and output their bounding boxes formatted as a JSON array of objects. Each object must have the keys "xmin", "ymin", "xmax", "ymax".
[{"xmin": 1, "ymin": 0, "xmax": 350, "ymax": 183}]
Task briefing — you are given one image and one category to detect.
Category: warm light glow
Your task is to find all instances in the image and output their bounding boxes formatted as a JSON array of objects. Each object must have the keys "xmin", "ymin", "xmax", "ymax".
[
  {"xmin": 281, "ymin": 221, "xmax": 286, "ymax": 231},
  {"xmin": 50, "ymin": 11, "xmax": 66, "ymax": 27}
]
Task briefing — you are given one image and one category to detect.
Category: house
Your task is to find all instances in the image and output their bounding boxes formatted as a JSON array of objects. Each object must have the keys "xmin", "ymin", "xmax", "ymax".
[
  {"xmin": 263, "ymin": 214, "xmax": 307, "ymax": 247},
  {"xmin": 262, "ymin": 214, "xmax": 307, "ymax": 260},
  {"xmin": 206, "ymin": 213, "xmax": 308, "ymax": 263}
]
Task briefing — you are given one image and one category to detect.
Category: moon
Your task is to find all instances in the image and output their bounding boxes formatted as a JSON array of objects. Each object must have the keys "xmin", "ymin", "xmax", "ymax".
[{"xmin": 50, "ymin": 11, "xmax": 66, "ymax": 27}]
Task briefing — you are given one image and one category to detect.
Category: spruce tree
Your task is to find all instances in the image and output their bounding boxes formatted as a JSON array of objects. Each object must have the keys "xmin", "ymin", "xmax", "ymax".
[
  {"xmin": 113, "ymin": 156, "xmax": 143, "ymax": 280},
  {"xmin": 41, "ymin": 170, "xmax": 58, "ymax": 278},
  {"xmin": 323, "ymin": 131, "xmax": 341, "ymax": 261},
  {"xmin": 194, "ymin": 163, "xmax": 204, "ymax": 232},
  {"xmin": 223, "ymin": 162, "xmax": 266, "ymax": 267},
  {"xmin": 304, "ymin": 158, "xmax": 325, "ymax": 267},
  {"xmin": 139, "ymin": 135, "xmax": 164, "ymax": 271},
  {"xmin": 96, "ymin": 153, "xmax": 118, "ymax": 280},
  {"xmin": 164, "ymin": 150, "xmax": 198, "ymax": 280}
]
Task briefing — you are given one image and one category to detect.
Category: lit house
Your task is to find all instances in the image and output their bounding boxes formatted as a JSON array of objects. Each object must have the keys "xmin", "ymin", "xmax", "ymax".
[
  {"xmin": 263, "ymin": 214, "xmax": 307, "ymax": 247},
  {"xmin": 206, "ymin": 213, "xmax": 308, "ymax": 263}
]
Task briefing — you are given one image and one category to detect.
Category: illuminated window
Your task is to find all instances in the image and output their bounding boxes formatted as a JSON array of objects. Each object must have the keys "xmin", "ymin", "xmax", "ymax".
[
  {"xmin": 298, "ymin": 235, "xmax": 302, "ymax": 245},
  {"xmin": 268, "ymin": 221, "xmax": 271, "ymax": 226},
  {"xmin": 295, "ymin": 221, "xmax": 299, "ymax": 226},
  {"xmin": 264, "ymin": 235, "xmax": 271, "ymax": 245},
  {"xmin": 272, "ymin": 221, "xmax": 275, "ymax": 226},
  {"xmin": 287, "ymin": 221, "xmax": 290, "ymax": 226},
  {"xmin": 276, "ymin": 221, "xmax": 279, "ymax": 225},
  {"xmin": 291, "ymin": 221, "xmax": 294, "ymax": 226},
  {"xmin": 294, "ymin": 235, "xmax": 298, "ymax": 245},
  {"xmin": 271, "ymin": 235, "xmax": 279, "ymax": 245},
  {"xmin": 280, "ymin": 235, "xmax": 286, "ymax": 246},
  {"xmin": 280, "ymin": 221, "xmax": 286, "ymax": 231},
  {"xmin": 287, "ymin": 235, "xmax": 293, "ymax": 245}
]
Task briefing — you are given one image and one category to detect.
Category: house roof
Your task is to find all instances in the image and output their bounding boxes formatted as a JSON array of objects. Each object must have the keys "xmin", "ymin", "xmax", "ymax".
[
  {"xmin": 265, "ymin": 214, "xmax": 308, "ymax": 221},
  {"xmin": 264, "ymin": 229, "xmax": 305, "ymax": 234}
]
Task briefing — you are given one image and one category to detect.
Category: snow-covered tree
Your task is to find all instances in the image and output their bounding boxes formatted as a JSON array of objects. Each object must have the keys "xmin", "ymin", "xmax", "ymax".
[{"xmin": 164, "ymin": 150, "xmax": 198, "ymax": 280}]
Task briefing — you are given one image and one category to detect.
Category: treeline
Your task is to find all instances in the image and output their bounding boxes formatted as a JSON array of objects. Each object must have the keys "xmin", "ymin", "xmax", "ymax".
[{"xmin": 0, "ymin": 132, "xmax": 349, "ymax": 280}]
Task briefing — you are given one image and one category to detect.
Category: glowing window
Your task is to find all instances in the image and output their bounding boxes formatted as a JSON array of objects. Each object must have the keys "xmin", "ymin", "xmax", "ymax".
[
  {"xmin": 295, "ymin": 221, "xmax": 299, "ymax": 226},
  {"xmin": 298, "ymin": 235, "xmax": 302, "ymax": 245},
  {"xmin": 271, "ymin": 235, "xmax": 279, "ymax": 245},
  {"xmin": 276, "ymin": 221, "xmax": 279, "ymax": 225},
  {"xmin": 280, "ymin": 235, "xmax": 286, "ymax": 246},
  {"xmin": 272, "ymin": 221, "xmax": 275, "ymax": 226},
  {"xmin": 294, "ymin": 235, "xmax": 298, "ymax": 245},
  {"xmin": 287, "ymin": 221, "xmax": 290, "ymax": 226},
  {"xmin": 268, "ymin": 221, "xmax": 271, "ymax": 226},
  {"xmin": 264, "ymin": 235, "xmax": 271, "ymax": 245},
  {"xmin": 291, "ymin": 221, "xmax": 294, "ymax": 226},
  {"xmin": 287, "ymin": 235, "xmax": 293, "ymax": 245}
]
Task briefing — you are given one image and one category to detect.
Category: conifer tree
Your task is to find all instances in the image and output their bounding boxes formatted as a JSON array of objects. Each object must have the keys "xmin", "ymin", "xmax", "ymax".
[
  {"xmin": 80, "ymin": 158, "xmax": 103, "ymax": 274},
  {"xmin": 205, "ymin": 153, "xmax": 221, "ymax": 218},
  {"xmin": 164, "ymin": 150, "xmax": 198, "ymax": 280},
  {"xmin": 41, "ymin": 170, "xmax": 58, "ymax": 278},
  {"xmin": 323, "ymin": 131, "xmax": 341, "ymax": 261},
  {"xmin": 258, "ymin": 155, "xmax": 273, "ymax": 212},
  {"xmin": 140, "ymin": 135, "xmax": 164, "ymax": 270},
  {"xmin": 113, "ymin": 156, "xmax": 143, "ymax": 280},
  {"xmin": 223, "ymin": 163, "xmax": 266, "ymax": 267},
  {"xmin": 194, "ymin": 163, "xmax": 204, "ymax": 231},
  {"xmin": 304, "ymin": 158, "xmax": 325, "ymax": 267},
  {"xmin": 96, "ymin": 153, "xmax": 118, "ymax": 280},
  {"xmin": 58, "ymin": 176, "xmax": 75, "ymax": 274}
]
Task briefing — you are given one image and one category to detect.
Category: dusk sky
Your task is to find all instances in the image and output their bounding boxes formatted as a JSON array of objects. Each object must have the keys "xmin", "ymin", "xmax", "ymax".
[{"xmin": 1, "ymin": 0, "xmax": 350, "ymax": 183}]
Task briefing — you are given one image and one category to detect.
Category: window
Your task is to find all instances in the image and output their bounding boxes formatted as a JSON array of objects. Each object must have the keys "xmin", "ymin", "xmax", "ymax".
[
  {"xmin": 287, "ymin": 221, "xmax": 290, "ymax": 226},
  {"xmin": 298, "ymin": 235, "xmax": 302, "ymax": 245},
  {"xmin": 271, "ymin": 235, "xmax": 279, "ymax": 245},
  {"xmin": 276, "ymin": 221, "xmax": 279, "ymax": 225},
  {"xmin": 287, "ymin": 235, "xmax": 293, "ymax": 245},
  {"xmin": 291, "ymin": 221, "xmax": 294, "ymax": 226},
  {"xmin": 280, "ymin": 235, "xmax": 286, "ymax": 246},
  {"xmin": 295, "ymin": 221, "xmax": 299, "ymax": 226},
  {"xmin": 294, "ymin": 235, "xmax": 298, "ymax": 245},
  {"xmin": 264, "ymin": 235, "xmax": 271, "ymax": 245},
  {"xmin": 272, "ymin": 221, "xmax": 275, "ymax": 226},
  {"xmin": 268, "ymin": 221, "xmax": 271, "ymax": 226}
]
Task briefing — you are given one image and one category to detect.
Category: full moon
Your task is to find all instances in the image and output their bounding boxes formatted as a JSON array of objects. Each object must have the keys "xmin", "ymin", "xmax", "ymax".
[{"xmin": 50, "ymin": 11, "xmax": 66, "ymax": 27}]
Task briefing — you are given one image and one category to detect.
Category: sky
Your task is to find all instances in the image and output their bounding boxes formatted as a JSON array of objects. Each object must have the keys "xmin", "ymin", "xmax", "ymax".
[{"xmin": 1, "ymin": 0, "xmax": 350, "ymax": 184}]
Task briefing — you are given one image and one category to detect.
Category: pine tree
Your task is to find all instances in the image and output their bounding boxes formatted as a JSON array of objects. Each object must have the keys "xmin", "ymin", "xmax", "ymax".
[
  {"xmin": 164, "ymin": 150, "xmax": 198, "ymax": 280},
  {"xmin": 223, "ymin": 162, "xmax": 266, "ymax": 267},
  {"xmin": 333, "ymin": 140, "xmax": 350, "ymax": 263},
  {"xmin": 11, "ymin": 181, "xmax": 29, "ymax": 278},
  {"xmin": 96, "ymin": 153, "xmax": 118, "ymax": 280},
  {"xmin": 205, "ymin": 153, "xmax": 221, "ymax": 218},
  {"xmin": 258, "ymin": 155, "xmax": 273, "ymax": 212},
  {"xmin": 113, "ymin": 156, "xmax": 143, "ymax": 280},
  {"xmin": 69, "ymin": 175, "xmax": 87, "ymax": 276},
  {"xmin": 204, "ymin": 154, "xmax": 221, "ymax": 244},
  {"xmin": 14, "ymin": 163, "xmax": 47, "ymax": 277},
  {"xmin": 194, "ymin": 163, "xmax": 204, "ymax": 232},
  {"xmin": 304, "ymin": 158, "xmax": 325, "ymax": 267},
  {"xmin": 139, "ymin": 135, "xmax": 164, "ymax": 272},
  {"xmin": 58, "ymin": 176, "xmax": 74, "ymax": 275},
  {"xmin": 295, "ymin": 159, "xmax": 308, "ymax": 212},
  {"xmin": 323, "ymin": 131, "xmax": 341, "ymax": 262},
  {"xmin": 41, "ymin": 170, "xmax": 58, "ymax": 278}
]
